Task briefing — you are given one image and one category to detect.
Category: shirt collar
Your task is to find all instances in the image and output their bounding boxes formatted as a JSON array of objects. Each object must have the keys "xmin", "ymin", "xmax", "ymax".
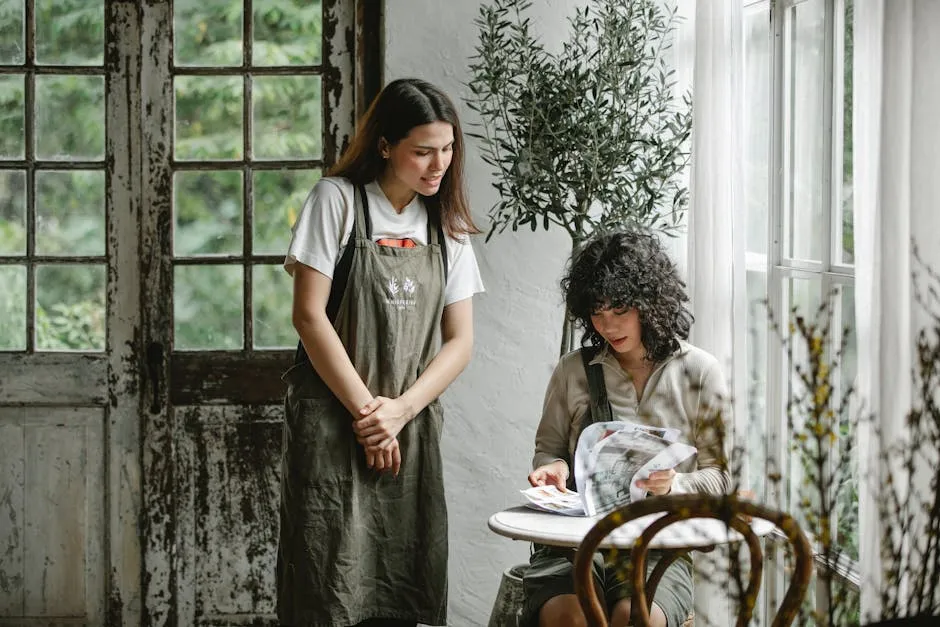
[{"xmin": 588, "ymin": 339, "xmax": 690, "ymax": 367}]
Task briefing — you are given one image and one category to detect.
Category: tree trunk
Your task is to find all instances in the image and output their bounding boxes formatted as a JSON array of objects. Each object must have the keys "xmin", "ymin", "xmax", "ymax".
[{"xmin": 559, "ymin": 235, "xmax": 584, "ymax": 358}]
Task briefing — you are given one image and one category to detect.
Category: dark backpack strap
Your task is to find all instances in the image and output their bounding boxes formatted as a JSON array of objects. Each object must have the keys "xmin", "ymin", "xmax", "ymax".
[
  {"xmin": 566, "ymin": 346, "xmax": 614, "ymax": 490},
  {"xmin": 293, "ymin": 183, "xmax": 368, "ymax": 366},
  {"xmin": 580, "ymin": 345, "xmax": 613, "ymax": 430},
  {"xmin": 566, "ymin": 346, "xmax": 614, "ymax": 489}
]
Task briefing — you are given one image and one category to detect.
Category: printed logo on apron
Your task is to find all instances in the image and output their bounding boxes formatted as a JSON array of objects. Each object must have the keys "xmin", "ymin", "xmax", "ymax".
[{"xmin": 385, "ymin": 275, "xmax": 418, "ymax": 310}]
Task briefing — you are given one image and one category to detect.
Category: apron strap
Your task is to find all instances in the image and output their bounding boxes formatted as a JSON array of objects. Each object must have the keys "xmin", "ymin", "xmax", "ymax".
[
  {"xmin": 294, "ymin": 183, "xmax": 368, "ymax": 366},
  {"xmin": 355, "ymin": 183, "xmax": 372, "ymax": 239},
  {"xmin": 428, "ymin": 213, "xmax": 448, "ymax": 282}
]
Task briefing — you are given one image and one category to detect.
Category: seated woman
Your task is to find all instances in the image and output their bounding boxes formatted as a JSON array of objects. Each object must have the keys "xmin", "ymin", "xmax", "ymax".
[{"xmin": 521, "ymin": 228, "xmax": 732, "ymax": 627}]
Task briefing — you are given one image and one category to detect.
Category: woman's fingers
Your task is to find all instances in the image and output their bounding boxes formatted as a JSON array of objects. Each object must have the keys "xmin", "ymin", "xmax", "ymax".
[
  {"xmin": 391, "ymin": 443, "xmax": 401, "ymax": 476},
  {"xmin": 361, "ymin": 439, "xmax": 401, "ymax": 475},
  {"xmin": 358, "ymin": 396, "xmax": 388, "ymax": 416}
]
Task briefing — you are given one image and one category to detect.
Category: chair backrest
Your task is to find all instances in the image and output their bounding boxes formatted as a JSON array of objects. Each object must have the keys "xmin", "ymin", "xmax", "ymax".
[{"xmin": 573, "ymin": 493, "xmax": 813, "ymax": 627}]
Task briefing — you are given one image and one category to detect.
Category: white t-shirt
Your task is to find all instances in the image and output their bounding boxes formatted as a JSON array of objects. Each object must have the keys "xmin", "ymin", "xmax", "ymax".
[{"xmin": 285, "ymin": 177, "xmax": 485, "ymax": 306}]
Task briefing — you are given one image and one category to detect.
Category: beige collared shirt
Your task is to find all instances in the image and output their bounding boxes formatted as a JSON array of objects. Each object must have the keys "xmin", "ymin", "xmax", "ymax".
[{"xmin": 533, "ymin": 340, "xmax": 731, "ymax": 495}]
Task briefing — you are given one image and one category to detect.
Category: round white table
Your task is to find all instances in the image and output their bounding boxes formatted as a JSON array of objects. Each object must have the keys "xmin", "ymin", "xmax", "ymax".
[
  {"xmin": 488, "ymin": 505, "xmax": 778, "ymax": 625},
  {"xmin": 488, "ymin": 505, "xmax": 776, "ymax": 550}
]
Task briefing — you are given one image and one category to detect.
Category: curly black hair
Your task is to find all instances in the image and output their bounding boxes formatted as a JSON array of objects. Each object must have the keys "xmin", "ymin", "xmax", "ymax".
[{"xmin": 562, "ymin": 228, "xmax": 693, "ymax": 363}]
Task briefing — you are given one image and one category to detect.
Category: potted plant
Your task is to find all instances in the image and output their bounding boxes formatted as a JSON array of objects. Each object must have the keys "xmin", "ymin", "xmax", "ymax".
[{"xmin": 465, "ymin": 0, "xmax": 692, "ymax": 353}]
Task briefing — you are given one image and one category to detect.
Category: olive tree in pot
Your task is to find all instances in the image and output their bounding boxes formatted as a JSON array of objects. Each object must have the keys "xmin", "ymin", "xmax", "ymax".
[{"xmin": 465, "ymin": 0, "xmax": 693, "ymax": 354}]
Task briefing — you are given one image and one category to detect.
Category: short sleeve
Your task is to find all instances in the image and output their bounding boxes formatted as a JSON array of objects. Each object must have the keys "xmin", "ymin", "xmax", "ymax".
[
  {"xmin": 443, "ymin": 235, "xmax": 485, "ymax": 306},
  {"xmin": 283, "ymin": 178, "xmax": 354, "ymax": 278}
]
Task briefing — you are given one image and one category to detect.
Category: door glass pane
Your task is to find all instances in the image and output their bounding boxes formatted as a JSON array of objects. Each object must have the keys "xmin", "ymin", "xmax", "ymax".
[
  {"xmin": 788, "ymin": 0, "xmax": 826, "ymax": 262},
  {"xmin": 35, "ymin": 263, "xmax": 106, "ymax": 351},
  {"xmin": 253, "ymin": 169, "xmax": 317, "ymax": 255},
  {"xmin": 0, "ymin": 74, "xmax": 25, "ymax": 159},
  {"xmin": 252, "ymin": 264, "xmax": 292, "ymax": 348},
  {"xmin": 0, "ymin": 264, "xmax": 26, "ymax": 350},
  {"xmin": 0, "ymin": 0, "xmax": 24, "ymax": 65},
  {"xmin": 35, "ymin": 0, "xmax": 104, "ymax": 66},
  {"xmin": 174, "ymin": 264, "xmax": 243, "ymax": 350},
  {"xmin": 841, "ymin": 0, "xmax": 854, "ymax": 264},
  {"xmin": 173, "ymin": 0, "xmax": 243, "ymax": 67},
  {"xmin": 35, "ymin": 75, "xmax": 106, "ymax": 160},
  {"xmin": 252, "ymin": 0, "xmax": 322, "ymax": 66},
  {"xmin": 744, "ymin": 3, "xmax": 770, "ymax": 255},
  {"xmin": 174, "ymin": 170, "xmax": 243, "ymax": 255},
  {"xmin": 175, "ymin": 76, "xmax": 244, "ymax": 160},
  {"xmin": 252, "ymin": 76, "xmax": 321, "ymax": 160},
  {"xmin": 35, "ymin": 170, "xmax": 105, "ymax": 256},
  {"xmin": 0, "ymin": 170, "xmax": 26, "ymax": 255}
]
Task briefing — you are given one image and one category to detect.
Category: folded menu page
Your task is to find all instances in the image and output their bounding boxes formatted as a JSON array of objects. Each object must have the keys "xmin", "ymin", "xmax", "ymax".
[{"xmin": 520, "ymin": 485, "xmax": 585, "ymax": 516}]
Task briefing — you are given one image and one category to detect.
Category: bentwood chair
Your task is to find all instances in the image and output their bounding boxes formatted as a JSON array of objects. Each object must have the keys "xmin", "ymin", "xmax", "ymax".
[{"xmin": 573, "ymin": 493, "xmax": 814, "ymax": 627}]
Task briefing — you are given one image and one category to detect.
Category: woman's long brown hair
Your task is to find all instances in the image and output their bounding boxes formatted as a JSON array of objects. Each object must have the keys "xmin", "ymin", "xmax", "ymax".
[{"xmin": 328, "ymin": 78, "xmax": 480, "ymax": 238}]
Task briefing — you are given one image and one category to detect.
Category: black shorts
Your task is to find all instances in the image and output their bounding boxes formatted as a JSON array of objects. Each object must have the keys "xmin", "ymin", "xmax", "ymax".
[{"xmin": 520, "ymin": 544, "xmax": 693, "ymax": 627}]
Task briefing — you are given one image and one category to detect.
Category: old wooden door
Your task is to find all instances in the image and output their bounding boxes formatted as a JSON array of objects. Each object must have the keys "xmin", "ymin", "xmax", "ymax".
[
  {"xmin": 0, "ymin": 0, "xmax": 377, "ymax": 624},
  {"xmin": 138, "ymin": 1, "xmax": 375, "ymax": 625},
  {"xmin": 0, "ymin": 1, "xmax": 142, "ymax": 624}
]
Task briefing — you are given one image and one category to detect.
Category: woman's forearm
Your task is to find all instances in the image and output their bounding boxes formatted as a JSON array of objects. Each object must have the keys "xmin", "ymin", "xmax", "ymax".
[
  {"xmin": 398, "ymin": 299, "xmax": 474, "ymax": 419},
  {"xmin": 399, "ymin": 332, "xmax": 472, "ymax": 419},
  {"xmin": 673, "ymin": 466, "xmax": 731, "ymax": 495},
  {"xmin": 294, "ymin": 310, "xmax": 373, "ymax": 418}
]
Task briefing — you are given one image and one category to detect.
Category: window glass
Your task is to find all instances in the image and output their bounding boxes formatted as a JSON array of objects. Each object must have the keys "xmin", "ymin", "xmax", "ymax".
[
  {"xmin": 174, "ymin": 264, "xmax": 243, "ymax": 350},
  {"xmin": 35, "ymin": 76, "xmax": 106, "ymax": 160},
  {"xmin": 0, "ymin": 264, "xmax": 27, "ymax": 350},
  {"xmin": 35, "ymin": 263, "xmax": 106, "ymax": 351},
  {"xmin": 744, "ymin": 4, "xmax": 771, "ymax": 255},
  {"xmin": 173, "ymin": 170, "xmax": 243, "ymax": 256},
  {"xmin": 35, "ymin": 170, "xmax": 106, "ymax": 256},
  {"xmin": 173, "ymin": 0, "xmax": 243, "ymax": 67},
  {"xmin": 252, "ymin": 1, "xmax": 322, "ymax": 66},
  {"xmin": 0, "ymin": 74, "xmax": 25, "ymax": 159},
  {"xmin": 35, "ymin": 0, "xmax": 104, "ymax": 66},
  {"xmin": 788, "ymin": 0, "xmax": 826, "ymax": 262},
  {"xmin": 841, "ymin": 0, "xmax": 854, "ymax": 264},
  {"xmin": 0, "ymin": 169, "xmax": 26, "ymax": 255}
]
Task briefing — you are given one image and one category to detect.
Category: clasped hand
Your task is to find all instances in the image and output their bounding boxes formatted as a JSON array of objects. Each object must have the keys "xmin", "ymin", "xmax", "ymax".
[{"xmin": 353, "ymin": 396, "xmax": 414, "ymax": 475}]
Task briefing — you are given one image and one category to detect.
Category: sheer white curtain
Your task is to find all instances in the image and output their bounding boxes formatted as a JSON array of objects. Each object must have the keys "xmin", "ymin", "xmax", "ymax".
[
  {"xmin": 677, "ymin": 0, "xmax": 745, "ymax": 624},
  {"xmin": 680, "ymin": 0, "xmax": 747, "ymax": 473},
  {"xmin": 684, "ymin": 0, "xmax": 745, "ymax": 392},
  {"xmin": 854, "ymin": 0, "xmax": 940, "ymax": 619}
]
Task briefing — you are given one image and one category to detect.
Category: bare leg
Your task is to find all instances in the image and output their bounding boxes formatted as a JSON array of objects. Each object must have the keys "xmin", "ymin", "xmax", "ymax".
[
  {"xmin": 609, "ymin": 599, "xmax": 668, "ymax": 627},
  {"xmin": 539, "ymin": 594, "xmax": 588, "ymax": 627}
]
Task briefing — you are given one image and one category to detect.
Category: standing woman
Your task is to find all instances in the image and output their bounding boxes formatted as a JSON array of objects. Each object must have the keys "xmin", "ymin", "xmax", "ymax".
[{"xmin": 279, "ymin": 78, "xmax": 484, "ymax": 627}]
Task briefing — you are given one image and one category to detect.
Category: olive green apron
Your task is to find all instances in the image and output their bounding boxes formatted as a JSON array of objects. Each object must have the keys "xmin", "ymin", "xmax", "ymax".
[{"xmin": 277, "ymin": 184, "xmax": 448, "ymax": 626}]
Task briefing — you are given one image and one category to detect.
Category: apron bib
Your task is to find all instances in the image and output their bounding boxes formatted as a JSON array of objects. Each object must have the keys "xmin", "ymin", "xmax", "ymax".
[{"xmin": 277, "ymin": 183, "xmax": 448, "ymax": 626}]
